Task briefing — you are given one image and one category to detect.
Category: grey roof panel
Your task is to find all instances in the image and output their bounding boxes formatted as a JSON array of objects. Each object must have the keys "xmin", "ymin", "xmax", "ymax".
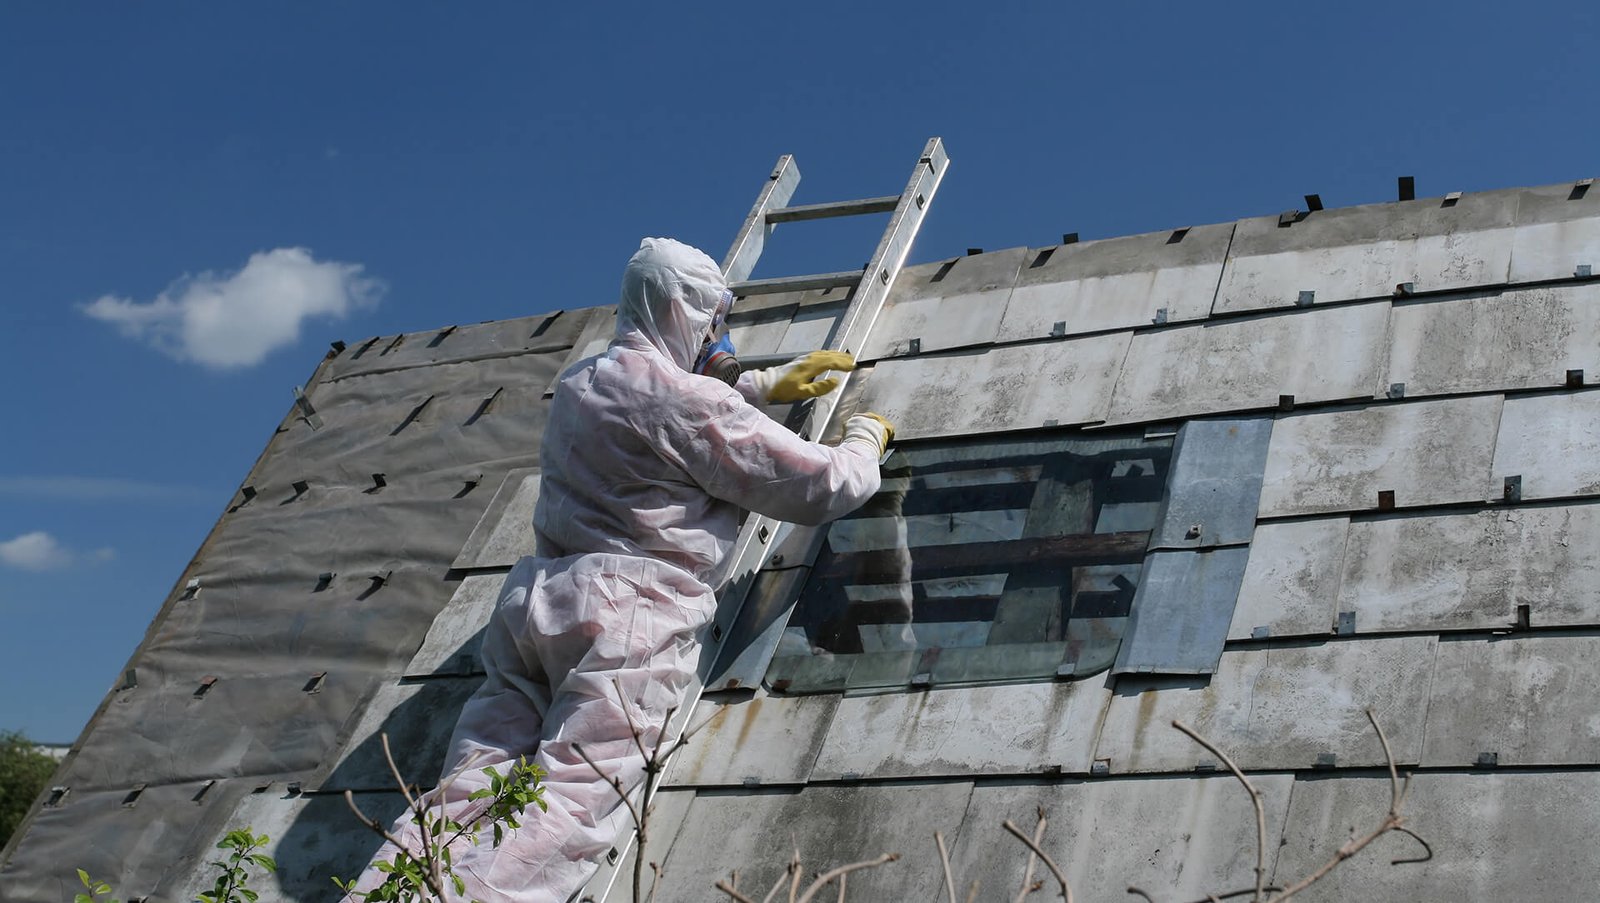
[
  {"xmin": 544, "ymin": 307, "xmax": 616, "ymax": 395},
  {"xmin": 1227, "ymin": 518, "xmax": 1348, "ymax": 640},
  {"xmin": 1421, "ymin": 635, "xmax": 1600, "ymax": 766},
  {"xmin": 1112, "ymin": 547, "xmax": 1249, "ymax": 675},
  {"xmin": 650, "ymin": 782, "xmax": 974, "ymax": 903},
  {"xmin": 406, "ymin": 573, "xmax": 503, "ymax": 677},
  {"xmin": 1332, "ymin": 507, "xmax": 1600, "ymax": 633},
  {"xmin": 1214, "ymin": 191, "xmax": 1517, "ymax": 314},
  {"xmin": 1492, "ymin": 390, "xmax": 1600, "ymax": 500},
  {"xmin": 1104, "ymin": 302, "xmax": 1391, "ymax": 426},
  {"xmin": 858, "ymin": 248, "xmax": 1027, "ymax": 360},
  {"xmin": 705, "ymin": 566, "xmax": 809, "ymax": 692},
  {"xmin": 1258, "ymin": 395, "xmax": 1503, "ymax": 517},
  {"xmin": 1149, "ymin": 417, "xmax": 1274, "ymax": 550},
  {"xmin": 947, "ymin": 774, "xmax": 1294, "ymax": 903},
  {"xmin": 859, "ymin": 333, "xmax": 1131, "ymax": 440},
  {"xmin": 661, "ymin": 692, "xmax": 837, "ymax": 787},
  {"xmin": 1387, "ymin": 285, "xmax": 1600, "ymax": 396},
  {"xmin": 452, "ymin": 467, "xmax": 541, "ymax": 570},
  {"xmin": 1508, "ymin": 180, "xmax": 1600, "ymax": 282},
  {"xmin": 1274, "ymin": 772, "xmax": 1600, "ymax": 901},
  {"xmin": 312, "ymin": 677, "xmax": 480, "ymax": 792},
  {"xmin": 994, "ymin": 224, "xmax": 1232, "ymax": 342},
  {"xmin": 1098, "ymin": 636, "xmax": 1438, "ymax": 773},
  {"xmin": 809, "ymin": 679, "xmax": 1111, "ymax": 780}
]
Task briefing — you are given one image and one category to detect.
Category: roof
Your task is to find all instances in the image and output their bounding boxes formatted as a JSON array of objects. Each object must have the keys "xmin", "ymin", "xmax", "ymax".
[{"xmin": 4, "ymin": 176, "xmax": 1599, "ymax": 902}]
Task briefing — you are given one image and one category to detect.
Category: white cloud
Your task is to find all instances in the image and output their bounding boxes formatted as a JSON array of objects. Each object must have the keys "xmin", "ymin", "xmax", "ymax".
[
  {"xmin": 81, "ymin": 247, "xmax": 384, "ymax": 369},
  {"xmin": 0, "ymin": 532, "xmax": 73, "ymax": 571}
]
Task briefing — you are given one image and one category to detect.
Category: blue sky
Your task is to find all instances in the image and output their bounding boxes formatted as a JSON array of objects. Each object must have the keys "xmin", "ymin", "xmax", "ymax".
[{"xmin": 2, "ymin": 1, "xmax": 1596, "ymax": 742}]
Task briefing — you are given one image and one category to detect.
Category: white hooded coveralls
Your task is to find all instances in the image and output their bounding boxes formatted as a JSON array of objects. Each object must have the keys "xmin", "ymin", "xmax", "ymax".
[{"xmin": 349, "ymin": 238, "xmax": 883, "ymax": 903}]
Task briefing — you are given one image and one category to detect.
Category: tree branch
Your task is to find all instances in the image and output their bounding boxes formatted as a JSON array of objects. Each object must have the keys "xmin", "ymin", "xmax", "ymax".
[
  {"xmin": 1002, "ymin": 819, "xmax": 1073, "ymax": 903},
  {"xmin": 795, "ymin": 853, "xmax": 900, "ymax": 903},
  {"xmin": 1171, "ymin": 720, "xmax": 1267, "ymax": 903}
]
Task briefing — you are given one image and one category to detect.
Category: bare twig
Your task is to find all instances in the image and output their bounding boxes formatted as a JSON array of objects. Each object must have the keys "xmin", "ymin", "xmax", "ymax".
[
  {"xmin": 1014, "ymin": 808, "xmax": 1048, "ymax": 903},
  {"xmin": 965, "ymin": 880, "xmax": 981, "ymax": 903},
  {"xmin": 379, "ymin": 733, "xmax": 447, "ymax": 899},
  {"xmin": 1126, "ymin": 888, "xmax": 1155, "ymax": 902},
  {"xmin": 834, "ymin": 873, "xmax": 846, "ymax": 903},
  {"xmin": 794, "ymin": 853, "xmax": 900, "ymax": 903},
  {"xmin": 648, "ymin": 861, "xmax": 663, "ymax": 903},
  {"xmin": 1171, "ymin": 720, "xmax": 1267, "ymax": 903},
  {"xmin": 1265, "ymin": 709, "xmax": 1431, "ymax": 902},
  {"xmin": 936, "ymin": 831, "xmax": 957, "ymax": 903},
  {"xmin": 714, "ymin": 880, "xmax": 756, "ymax": 903},
  {"xmin": 1176, "ymin": 887, "xmax": 1285, "ymax": 903},
  {"xmin": 1390, "ymin": 827, "xmax": 1433, "ymax": 866},
  {"xmin": 1002, "ymin": 819, "xmax": 1073, "ymax": 903}
]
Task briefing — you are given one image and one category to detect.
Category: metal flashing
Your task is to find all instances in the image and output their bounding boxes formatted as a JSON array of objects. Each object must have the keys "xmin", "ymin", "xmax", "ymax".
[
  {"xmin": 1112, "ymin": 547, "xmax": 1250, "ymax": 676},
  {"xmin": 1149, "ymin": 417, "xmax": 1274, "ymax": 550}
]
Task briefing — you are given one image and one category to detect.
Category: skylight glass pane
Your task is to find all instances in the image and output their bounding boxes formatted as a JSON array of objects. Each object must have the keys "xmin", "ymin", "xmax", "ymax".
[{"xmin": 766, "ymin": 430, "xmax": 1173, "ymax": 693}]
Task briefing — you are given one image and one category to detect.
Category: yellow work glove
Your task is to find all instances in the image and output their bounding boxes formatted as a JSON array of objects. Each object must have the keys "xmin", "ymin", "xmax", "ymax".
[
  {"xmin": 752, "ymin": 350, "xmax": 856, "ymax": 403},
  {"xmin": 843, "ymin": 412, "xmax": 896, "ymax": 457}
]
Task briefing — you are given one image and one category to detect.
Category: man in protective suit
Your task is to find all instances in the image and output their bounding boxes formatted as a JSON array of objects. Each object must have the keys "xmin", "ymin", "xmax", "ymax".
[{"xmin": 347, "ymin": 238, "xmax": 894, "ymax": 902}]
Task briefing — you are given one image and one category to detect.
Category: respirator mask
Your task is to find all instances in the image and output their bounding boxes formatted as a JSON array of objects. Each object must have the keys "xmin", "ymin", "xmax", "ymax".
[{"xmin": 693, "ymin": 288, "xmax": 741, "ymax": 386}]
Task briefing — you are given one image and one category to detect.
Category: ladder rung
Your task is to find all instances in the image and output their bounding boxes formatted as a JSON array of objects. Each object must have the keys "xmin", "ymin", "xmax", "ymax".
[
  {"xmin": 729, "ymin": 269, "xmax": 865, "ymax": 297},
  {"xmin": 765, "ymin": 196, "xmax": 900, "ymax": 224}
]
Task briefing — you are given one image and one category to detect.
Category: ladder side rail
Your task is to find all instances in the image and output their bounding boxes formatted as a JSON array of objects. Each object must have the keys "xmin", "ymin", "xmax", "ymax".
[{"xmin": 721, "ymin": 155, "xmax": 801, "ymax": 284}]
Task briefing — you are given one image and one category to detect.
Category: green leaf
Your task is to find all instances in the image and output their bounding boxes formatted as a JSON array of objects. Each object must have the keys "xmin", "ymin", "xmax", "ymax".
[
  {"xmin": 77, "ymin": 869, "xmax": 92, "ymax": 887},
  {"xmin": 250, "ymin": 854, "xmax": 277, "ymax": 872},
  {"xmin": 452, "ymin": 874, "xmax": 466, "ymax": 896},
  {"xmin": 75, "ymin": 895, "xmax": 94, "ymax": 903},
  {"xmin": 240, "ymin": 888, "xmax": 259, "ymax": 902}
]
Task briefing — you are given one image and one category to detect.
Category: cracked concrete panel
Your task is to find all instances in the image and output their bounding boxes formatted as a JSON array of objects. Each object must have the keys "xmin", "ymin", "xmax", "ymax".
[
  {"xmin": 1388, "ymin": 284, "xmax": 1600, "ymax": 396},
  {"xmin": 1227, "ymin": 518, "xmax": 1348, "ymax": 640},
  {"xmin": 1215, "ymin": 191, "xmax": 1516, "ymax": 314},
  {"xmin": 948, "ymin": 774, "xmax": 1294, "ymax": 903},
  {"xmin": 1275, "ymin": 772, "xmax": 1600, "ymax": 901},
  {"xmin": 1105, "ymin": 302, "xmax": 1391, "ymax": 426},
  {"xmin": 1493, "ymin": 390, "xmax": 1600, "ymax": 501},
  {"xmin": 995, "ymin": 224, "xmax": 1232, "ymax": 341},
  {"xmin": 406, "ymin": 573, "xmax": 506, "ymax": 677},
  {"xmin": 860, "ymin": 248, "xmax": 1027, "ymax": 360},
  {"xmin": 1421, "ymin": 635, "xmax": 1600, "ymax": 766},
  {"xmin": 1096, "ymin": 636, "xmax": 1437, "ymax": 773},
  {"xmin": 1508, "ymin": 180, "xmax": 1600, "ymax": 283},
  {"xmin": 1258, "ymin": 395, "xmax": 1503, "ymax": 517},
  {"xmin": 810, "ymin": 678, "xmax": 1112, "ymax": 780},
  {"xmin": 662, "ymin": 692, "xmax": 838, "ymax": 787},
  {"xmin": 651, "ymin": 782, "xmax": 974, "ymax": 903},
  {"xmin": 860, "ymin": 332, "xmax": 1132, "ymax": 440}
]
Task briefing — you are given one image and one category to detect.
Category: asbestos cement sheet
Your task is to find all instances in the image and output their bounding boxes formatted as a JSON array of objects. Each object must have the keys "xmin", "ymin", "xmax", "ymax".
[
  {"xmin": 326, "ymin": 309, "xmax": 592, "ymax": 382},
  {"xmin": 649, "ymin": 782, "xmax": 974, "ymax": 903},
  {"xmin": 1149, "ymin": 417, "xmax": 1274, "ymax": 549},
  {"xmin": 809, "ymin": 678, "xmax": 1112, "ymax": 780},
  {"xmin": 312, "ymin": 677, "xmax": 481, "ymax": 792},
  {"xmin": 662, "ymin": 692, "xmax": 838, "ymax": 787},
  {"xmin": 1227, "ymin": 518, "xmax": 1349, "ymax": 640},
  {"xmin": 858, "ymin": 332, "xmax": 1133, "ymax": 440},
  {"xmin": 1508, "ymin": 180, "xmax": 1600, "ymax": 283},
  {"xmin": 1421, "ymin": 634, "xmax": 1600, "ymax": 767},
  {"xmin": 776, "ymin": 290, "xmax": 853, "ymax": 356},
  {"xmin": 858, "ymin": 247, "xmax": 1028, "ymax": 360},
  {"xmin": 1112, "ymin": 547, "xmax": 1250, "ymax": 675},
  {"xmin": 1387, "ymin": 284, "xmax": 1600, "ymax": 396},
  {"xmin": 452, "ymin": 468, "xmax": 540, "ymax": 570},
  {"xmin": 1097, "ymin": 636, "xmax": 1437, "ymax": 773},
  {"xmin": 994, "ymin": 224, "xmax": 1233, "ymax": 342},
  {"xmin": 544, "ymin": 307, "xmax": 616, "ymax": 395},
  {"xmin": 171, "ymin": 788, "xmax": 410, "ymax": 903},
  {"xmin": 1333, "ymin": 506, "xmax": 1600, "ymax": 633},
  {"xmin": 1214, "ymin": 193, "xmax": 1516, "ymax": 314},
  {"xmin": 1104, "ymin": 302, "xmax": 1391, "ymax": 426},
  {"xmin": 1274, "ymin": 772, "xmax": 1600, "ymax": 902},
  {"xmin": 406, "ymin": 573, "xmax": 507, "ymax": 677},
  {"xmin": 1257, "ymin": 395, "xmax": 1503, "ymax": 517},
  {"xmin": 947, "ymin": 774, "xmax": 1294, "ymax": 903},
  {"xmin": 1492, "ymin": 390, "xmax": 1600, "ymax": 500}
]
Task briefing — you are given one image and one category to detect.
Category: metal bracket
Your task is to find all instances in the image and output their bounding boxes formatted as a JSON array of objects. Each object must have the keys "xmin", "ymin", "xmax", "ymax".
[
  {"xmin": 303, "ymin": 671, "xmax": 327, "ymax": 694},
  {"xmin": 1062, "ymin": 232, "xmax": 1079, "ymax": 245},
  {"xmin": 1278, "ymin": 394, "xmax": 1295, "ymax": 411},
  {"xmin": 181, "ymin": 578, "xmax": 202, "ymax": 601},
  {"xmin": 1398, "ymin": 176, "xmax": 1416, "ymax": 201},
  {"xmin": 1152, "ymin": 308, "xmax": 1169, "ymax": 325},
  {"xmin": 292, "ymin": 385, "xmax": 323, "ymax": 431},
  {"xmin": 1568, "ymin": 369, "xmax": 1585, "ymax": 387},
  {"xmin": 1377, "ymin": 490, "xmax": 1396, "ymax": 511},
  {"xmin": 1050, "ymin": 320, "xmax": 1067, "ymax": 338},
  {"xmin": 1442, "ymin": 191, "xmax": 1462, "ymax": 207},
  {"xmin": 1314, "ymin": 752, "xmax": 1338, "ymax": 769},
  {"xmin": 1503, "ymin": 475, "xmax": 1522, "ymax": 502},
  {"xmin": 1387, "ymin": 382, "xmax": 1406, "ymax": 400},
  {"xmin": 1296, "ymin": 290, "xmax": 1315, "ymax": 307},
  {"xmin": 1577, "ymin": 264, "xmax": 1593, "ymax": 279},
  {"xmin": 1090, "ymin": 759, "xmax": 1111, "ymax": 776},
  {"xmin": 1394, "ymin": 281, "xmax": 1415, "ymax": 297},
  {"xmin": 1336, "ymin": 611, "xmax": 1356, "ymax": 636},
  {"xmin": 1475, "ymin": 751, "xmax": 1499, "ymax": 768},
  {"xmin": 121, "ymin": 783, "xmax": 147, "ymax": 808},
  {"xmin": 1303, "ymin": 194, "xmax": 1324, "ymax": 212},
  {"xmin": 1251, "ymin": 626, "xmax": 1271, "ymax": 640}
]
